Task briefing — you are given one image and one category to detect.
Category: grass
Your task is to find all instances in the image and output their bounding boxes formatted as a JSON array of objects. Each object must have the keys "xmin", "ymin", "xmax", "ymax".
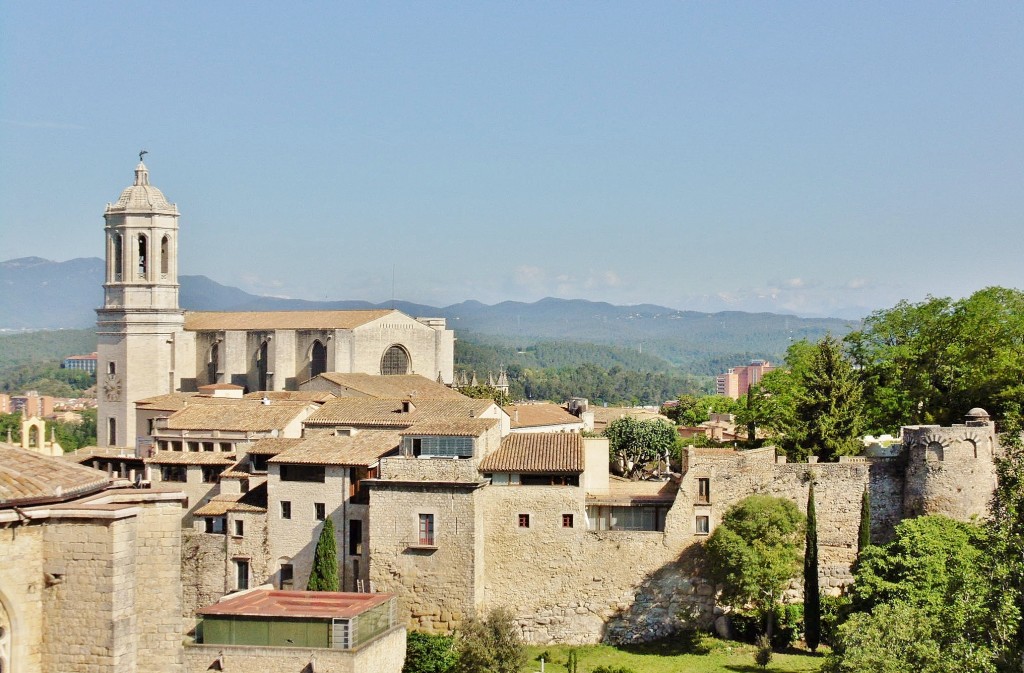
[{"xmin": 522, "ymin": 634, "xmax": 825, "ymax": 673}]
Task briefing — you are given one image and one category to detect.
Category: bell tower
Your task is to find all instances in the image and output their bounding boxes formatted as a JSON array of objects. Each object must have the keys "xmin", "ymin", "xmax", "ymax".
[{"xmin": 96, "ymin": 154, "xmax": 185, "ymax": 448}]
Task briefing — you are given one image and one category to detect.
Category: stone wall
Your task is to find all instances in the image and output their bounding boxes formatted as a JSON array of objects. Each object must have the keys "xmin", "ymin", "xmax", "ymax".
[
  {"xmin": 903, "ymin": 422, "xmax": 998, "ymax": 519},
  {"xmin": 184, "ymin": 625, "xmax": 406, "ymax": 673},
  {"xmin": 0, "ymin": 524, "xmax": 44, "ymax": 673},
  {"xmin": 368, "ymin": 483, "xmax": 483, "ymax": 633}
]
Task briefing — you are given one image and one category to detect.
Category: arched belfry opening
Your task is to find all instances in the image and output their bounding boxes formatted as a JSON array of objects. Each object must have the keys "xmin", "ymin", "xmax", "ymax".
[
  {"xmin": 137, "ymin": 233, "xmax": 148, "ymax": 278},
  {"xmin": 113, "ymin": 233, "xmax": 123, "ymax": 281},
  {"xmin": 310, "ymin": 340, "xmax": 327, "ymax": 379},
  {"xmin": 160, "ymin": 235, "xmax": 169, "ymax": 276},
  {"xmin": 381, "ymin": 344, "xmax": 411, "ymax": 376}
]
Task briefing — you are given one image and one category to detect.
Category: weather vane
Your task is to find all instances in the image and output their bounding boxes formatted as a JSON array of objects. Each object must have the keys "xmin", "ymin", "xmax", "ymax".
[{"xmin": 139, "ymin": 149, "xmax": 148, "ymax": 162}]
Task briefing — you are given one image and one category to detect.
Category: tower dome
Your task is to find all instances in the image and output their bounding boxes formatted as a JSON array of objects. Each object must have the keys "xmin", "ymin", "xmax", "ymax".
[{"xmin": 105, "ymin": 161, "xmax": 178, "ymax": 214}]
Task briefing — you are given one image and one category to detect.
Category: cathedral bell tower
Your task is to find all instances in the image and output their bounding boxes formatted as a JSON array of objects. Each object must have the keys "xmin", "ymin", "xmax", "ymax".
[{"xmin": 96, "ymin": 155, "xmax": 185, "ymax": 448}]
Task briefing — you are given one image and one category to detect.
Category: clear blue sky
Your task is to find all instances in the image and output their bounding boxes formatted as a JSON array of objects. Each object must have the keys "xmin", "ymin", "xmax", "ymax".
[{"xmin": 2, "ymin": 2, "xmax": 1022, "ymax": 317}]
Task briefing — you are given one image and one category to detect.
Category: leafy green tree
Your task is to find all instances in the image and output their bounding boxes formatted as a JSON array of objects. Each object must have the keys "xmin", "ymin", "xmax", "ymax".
[
  {"xmin": 306, "ymin": 517, "xmax": 339, "ymax": 591},
  {"xmin": 705, "ymin": 495, "xmax": 805, "ymax": 642},
  {"xmin": 454, "ymin": 608, "xmax": 526, "ymax": 673},
  {"xmin": 404, "ymin": 631, "xmax": 457, "ymax": 673},
  {"xmin": 795, "ymin": 334, "xmax": 864, "ymax": 462},
  {"xmin": 989, "ymin": 421, "xmax": 1024, "ymax": 671},
  {"xmin": 739, "ymin": 340, "xmax": 816, "ymax": 457},
  {"xmin": 457, "ymin": 385, "xmax": 511, "ymax": 407},
  {"xmin": 666, "ymin": 394, "xmax": 740, "ymax": 427},
  {"xmin": 804, "ymin": 481, "xmax": 821, "ymax": 652},
  {"xmin": 604, "ymin": 416, "xmax": 679, "ymax": 478}
]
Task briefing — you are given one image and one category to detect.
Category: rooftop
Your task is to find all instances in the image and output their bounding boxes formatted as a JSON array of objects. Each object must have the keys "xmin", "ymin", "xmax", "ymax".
[
  {"xmin": 1, "ymin": 443, "xmax": 110, "ymax": 508},
  {"xmin": 305, "ymin": 397, "xmax": 495, "ymax": 428},
  {"xmin": 269, "ymin": 433, "xmax": 401, "ymax": 467},
  {"xmin": 147, "ymin": 451, "xmax": 237, "ymax": 465},
  {"xmin": 400, "ymin": 417, "xmax": 499, "ymax": 437},
  {"xmin": 197, "ymin": 589, "xmax": 395, "ymax": 620},
  {"xmin": 503, "ymin": 403, "xmax": 583, "ymax": 429},
  {"xmin": 183, "ymin": 310, "xmax": 396, "ymax": 331},
  {"xmin": 161, "ymin": 399, "xmax": 314, "ymax": 432},
  {"xmin": 311, "ymin": 372, "xmax": 466, "ymax": 400},
  {"xmin": 478, "ymin": 433, "xmax": 584, "ymax": 474}
]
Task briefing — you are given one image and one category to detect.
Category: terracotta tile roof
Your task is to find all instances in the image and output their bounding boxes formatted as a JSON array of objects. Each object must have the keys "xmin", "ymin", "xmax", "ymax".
[
  {"xmin": 147, "ymin": 451, "xmax": 237, "ymax": 465},
  {"xmin": 243, "ymin": 390, "xmax": 336, "ymax": 403},
  {"xmin": 136, "ymin": 393, "xmax": 251, "ymax": 412},
  {"xmin": 245, "ymin": 438, "xmax": 303, "ymax": 455},
  {"xmin": 269, "ymin": 433, "xmax": 401, "ymax": 466},
  {"xmin": 400, "ymin": 417, "xmax": 499, "ymax": 437},
  {"xmin": 478, "ymin": 433, "xmax": 584, "ymax": 474},
  {"xmin": 305, "ymin": 398, "xmax": 494, "ymax": 428},
  {"xmin": 63, "ymin": 446, "xmax": 144, "ymax": 464},
  {"xmin": 311, "ymin": 373, "xmax": 466, "ymax": 400},
  {"xmin": 503, "ymin": 403, "xmax": 583, "ymax": 429},
  {"xmin": 0, "ymin": 443, "xmax": 110, "ymax": 507},
  {"xmin": 183, "ymin": 310, "xmax": 395, "ymax": 331},
  {"xmin": 193, "ymin": 485, "xmax": 267, "ymax": 516},
  {"xmin": 197, "ymin": 589, "xmax": 394, "ymax": 620},
  {"xmin": 590, "ymin": 407, "xmax": 672, "ymax": 432},
  {"xmin": 164, "ymin": 400, "xmax": 313, "ymax": 432}
]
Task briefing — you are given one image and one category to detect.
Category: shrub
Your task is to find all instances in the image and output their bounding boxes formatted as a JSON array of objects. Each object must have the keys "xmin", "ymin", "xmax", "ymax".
[{"xmin": 404, "ymin": 631, "xmax": 457, "ymax": 673}]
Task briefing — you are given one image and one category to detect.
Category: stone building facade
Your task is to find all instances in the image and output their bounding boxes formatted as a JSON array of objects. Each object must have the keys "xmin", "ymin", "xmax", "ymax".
[{"xmin": 96, "ymin": 161, "xmax": 455, "ymax": 449}]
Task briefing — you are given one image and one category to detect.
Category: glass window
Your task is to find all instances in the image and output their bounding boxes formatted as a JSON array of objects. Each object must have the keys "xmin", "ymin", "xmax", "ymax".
[
  {"xmin": 235, "ymin": 559, "xmax": 249, "ymax": 591},
  {"xmin": 403, "ymin": 436, "xmax": 473, "ymax": 458},
  {"xmin": 696, "ymin": 515, "xmax": 710, "ymax": 535},
  {"xmin": 518, "ymin": 513, "xmax": 530, "ymax": 528},
  {"xmin": 418, "ymin": 513, "xmax": 435, "ymax": 546},
  {"xmin": 697, "ymin": 478, "xmax": 711, "ymax": 504},
  {"xmin": 381, "ymin": 345, "xmax": 410, "ymax": 375},
  {"xmin": 315, "ymin": 502, "xmax": 326, "ymax": 521},
  {"xmin": 562, "ymin": 513, "xmax": 574, "ymax": 528},
  {"xmin": 205, "ymin": 517, "xmax": 225, "ymax": 534},
  {"xmin": 280, "ymin": 464, "xmax": 326, "ymax": 482},
  {"xmin": 234, "ymin": 519, "xmax": 244, "ymax": 537},
  {"xmin": 280, "ymin": 501, "xmax": 292, "ymax": 519},
  {"xmin": 160, "ymin": 465, "xmax": 186, "ymax": 482},
  {"xmin": 201, "ymin": 466, "xmax": 221, "ymax": 483}
]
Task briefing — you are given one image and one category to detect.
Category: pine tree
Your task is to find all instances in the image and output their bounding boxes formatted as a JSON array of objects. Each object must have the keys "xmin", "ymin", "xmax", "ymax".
[
  {"xmin": 858, "ymin": 485, "xmax": 872, "ymax": 554},
  {"xmin": 307, "ymin": 517, "xmax": 340, "ymax": 591},
  {"xmin": 795, "ymin": 334, "xmax": 864, "ymax": 462},
  {"xmin": 804, "ymin": 480, "xmax": 821, "ymax": 652}
]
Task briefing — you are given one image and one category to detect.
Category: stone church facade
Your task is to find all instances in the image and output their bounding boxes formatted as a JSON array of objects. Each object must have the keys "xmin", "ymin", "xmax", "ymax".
[{"xmin": 96, "ymin": 161, "xmax": 454, "ymax": 449}]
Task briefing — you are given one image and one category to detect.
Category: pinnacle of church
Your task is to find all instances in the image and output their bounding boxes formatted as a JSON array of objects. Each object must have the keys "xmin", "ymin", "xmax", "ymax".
[{"xmin": 106, "ymin": 160, "xmax": 178, "ymax": 214}]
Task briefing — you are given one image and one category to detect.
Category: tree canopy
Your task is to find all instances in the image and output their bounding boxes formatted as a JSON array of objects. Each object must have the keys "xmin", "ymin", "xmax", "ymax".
[
  {"xmin": 454, "ymin": 608, "xmax": 526, "ymax": 673},
  {"xmin": 604, "ymin": 415, "xmax": 679, "ymax": 478},
  {"xmin": 306, "ymin": 517, "xmax": 339, "ymax": 591}
]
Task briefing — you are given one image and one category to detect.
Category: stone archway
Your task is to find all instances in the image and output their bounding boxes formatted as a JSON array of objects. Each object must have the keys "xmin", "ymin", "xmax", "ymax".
[{"xmin": 0, "ymin": 592, "xmax": 13, "ymax": 673}]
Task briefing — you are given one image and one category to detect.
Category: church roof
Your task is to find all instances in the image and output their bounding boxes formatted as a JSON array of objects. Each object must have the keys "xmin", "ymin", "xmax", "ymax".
[
  {"xmin": 268, "ymin": 432, "xmax": 401, "ymax": 467},
  {"xmin": 311, "ymin": 373, "xmax": 465, "ymax": 400},
  {"xmin": 503, "ymin": 403, "xmax": 583, "ymax": 429},
  {"xmin": 478, "ymin": 433, "xmax": 585, "ymax": 474},
  {"xmin": 136, "ymin": 393, "xmax": 242, "ymax": 412},
  {"xmin": 305, "ymin": 398, "xmax": 494, "ymax": 428},
  {"xmin": 162, "ymin": 399, "xmax": 314, "ymax": 432},
  {"xmin": 0, "ymin": 443, "xmax": 111, "ymax": 508},
  {"xmin": 105, "ymin": 161, "xmax": 178, "ymax": 214},
  {"xmin": 243, "ymin": 391, "xmax": 336, "ymax": 403},
  {"xmin": 183, "ymin": 310, "xmax": 396, "ymax": 331}
]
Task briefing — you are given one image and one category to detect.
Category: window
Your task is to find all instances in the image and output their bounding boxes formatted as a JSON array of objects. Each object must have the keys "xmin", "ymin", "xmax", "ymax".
[
  {"xmin": 201, "ymin": 466, "xmax": 221, "ymax": 483},
  {"xmin": 518, "ymin": 513, "xmax": 530, "ymax": 528},
  {"xmin": 310, "ymin": 340, "xmax": 327, "ymax": 378},
  {"xmin": 208, "ymin": 342, "xmax": 219, "ymax": 384},
  {"xmin": 234, "ymin": 519, "xmax": 244, "ymax": 537},
  {"xmin": 280, "ymin": 501, "xmax": 292, "ymax": 519},
  {"xmin": 235, "ymin": 559, "xmax": 249, "ymax": 591},
  {"xmin": 696, "ymin": 515, "xmax": 710, "ymax": 535},
  {"xmin": 349, "ymin": 520, "xmax": 363, "ymax": 556},
  {"xmin": 381, "ymin": 345, "xmax": 410, "ymax": 375},
  {"xmin": 255, "ymin": 340, "xmax": 269, "ymax": 392},
  {"xmin": 203, "ymin": 442, "xmax": 215, "ymax": 452},
  {"xmin": 160, "ymin": 465, "xmax": 187, "ymax": 482},
  {"xmin": 205, "ymin": 517, "xmax": 225, "ymax": 534},
  {"xmin": 279, "ymin": 464, "xmax": 326, "ymax": 482},
  {"xmin": 250, "ymin": 454, "xmax": 269, "ymax": 472},
  {"xmin": 107, "ymin": 361, "xmax": 116, "ymax": 376},
  {"xmin": 219, "ymin": 442, "xmax": 232, "ymax": 452},
  {"xmin": 137, "ymin": 233, "xmax": 148, "ymax": 277},
  {"xmin": 562, "ymin": 513, "xmax": 574, "ymax": 528},
  {"xmin": 697, "ymin": 478, "xmax": 711, "ymax": 504},
  {"xmin": 108, "ymin": 417, "xmax": 117, "ymax": 446},
  {"xmin": 586, "ymin": 505, "xmax": 669, "ymax": 532},
  {"xmin": 113, "ymin": 233, "xmax": 123, "ymax": 280},
  {"xmin": 279, "ymin": 563, "xmax": 294, "ymax": 589},
  {"xmin": 418, "ymin": 513, "xmax": 435, "ymax": 546},
  {"xmin": 403, "ymin": 435, "xmax": 474, "ymax": 458},
  {"xmin": 315, "ymin": 502, "xmax": 326, "ymax": 521},
  {"xmin": 521, "ymin": 474, "xmax": 579, "ymax": 486}
]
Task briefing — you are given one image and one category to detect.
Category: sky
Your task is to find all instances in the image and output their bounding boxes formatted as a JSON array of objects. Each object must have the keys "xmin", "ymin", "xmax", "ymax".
[{"xmin": 1, "ymin": 2, "xmax": 1022, "ymax": 318}]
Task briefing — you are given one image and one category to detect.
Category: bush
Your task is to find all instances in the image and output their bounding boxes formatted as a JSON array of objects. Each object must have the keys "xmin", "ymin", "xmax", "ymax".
[
  {"xmin": 819, "ymin": 593, "xmax": 851, "ymax": 648},
  {"xmin": 593, "ymin": 667, "xmax": 637, "ymax": 673},
  {"xmin": 755, "ymin": 634, "xmax": 773, "ymax": 669},
  {"xmin": 727, "ymin": 604, "xmax": 803, "ymax": 650},
  {"xmin": 454, "ymin": 608, "xmax": 526, "ymax": 673},
  {"xmin": 404, "ymin": 631, "xmax": 457, "ymax": 673}
]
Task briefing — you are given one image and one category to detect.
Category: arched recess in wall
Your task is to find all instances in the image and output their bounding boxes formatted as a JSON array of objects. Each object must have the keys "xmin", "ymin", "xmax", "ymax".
[
  {"xmin": 137, "ymin": 233, "xmax": 148, "ymax": 278},
  {"xmin": 160, "ymin": 236, "xmax": 169, "ymax": 276},
  {"xmin": 309, "ymin": 340, "xmax": 327, "ymax": 379},
  {"xmin": 254, "ymin": 341, "xmax": 270, "ymax": 392},
  {"xmin": 925, "ymin": 441, "xmax": 944, "ymax": 462},
  {"xmin": 380, "ymin": 344, "xmax": 411, "ymax": 376},
  {"xmin": 113, "ymin": 233, "xmax": 123, "ymax": 281},
  {"xmin": 207, "ymin": 342, "xmax": 220, "ymax": 385},
  {"xmin": 1, "ymin": 586, "xmax": 15, "ymax": 673}
]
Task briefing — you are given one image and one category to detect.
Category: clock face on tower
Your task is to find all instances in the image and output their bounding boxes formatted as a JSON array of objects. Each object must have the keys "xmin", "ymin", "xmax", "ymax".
[{"xmin": 103, "ymin": 375, "xmax": 122, "ymax": 402}]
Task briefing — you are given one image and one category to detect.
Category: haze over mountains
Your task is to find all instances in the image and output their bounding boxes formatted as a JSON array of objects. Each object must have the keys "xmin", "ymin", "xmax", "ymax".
[{"xmin": 0, "ymin": 257, "xmax": 858, "ymax": 371}]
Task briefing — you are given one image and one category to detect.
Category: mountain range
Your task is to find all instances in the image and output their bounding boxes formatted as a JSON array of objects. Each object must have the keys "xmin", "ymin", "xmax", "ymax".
[{"xmin": 0, "ymin": 257, "xmax": 858, "ymax": 370}]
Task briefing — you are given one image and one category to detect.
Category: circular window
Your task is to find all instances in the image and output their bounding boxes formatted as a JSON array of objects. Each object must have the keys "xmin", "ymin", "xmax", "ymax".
[{"xmin": 381, "ymin": 345, "xmax": 411, "ymax": 376}]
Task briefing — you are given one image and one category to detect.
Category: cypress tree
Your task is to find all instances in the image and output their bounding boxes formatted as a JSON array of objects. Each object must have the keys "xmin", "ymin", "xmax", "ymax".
[
  {"xmin": 803, "ymin": 480, "xmax": 821, "ymax": 652},
  {"xmin": 858, "ymin": 485, "xmax": 871, "ymax": 553},
  {"xmin": 307, "ymin": 517, "xmax": 340, "ymax": 591}
]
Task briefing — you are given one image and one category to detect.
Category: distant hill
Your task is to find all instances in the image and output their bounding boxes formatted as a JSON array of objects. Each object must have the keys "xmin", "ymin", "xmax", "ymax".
[{"xmin": 0, "ymin": 257, "xmax": 858, "ymax": 374}]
